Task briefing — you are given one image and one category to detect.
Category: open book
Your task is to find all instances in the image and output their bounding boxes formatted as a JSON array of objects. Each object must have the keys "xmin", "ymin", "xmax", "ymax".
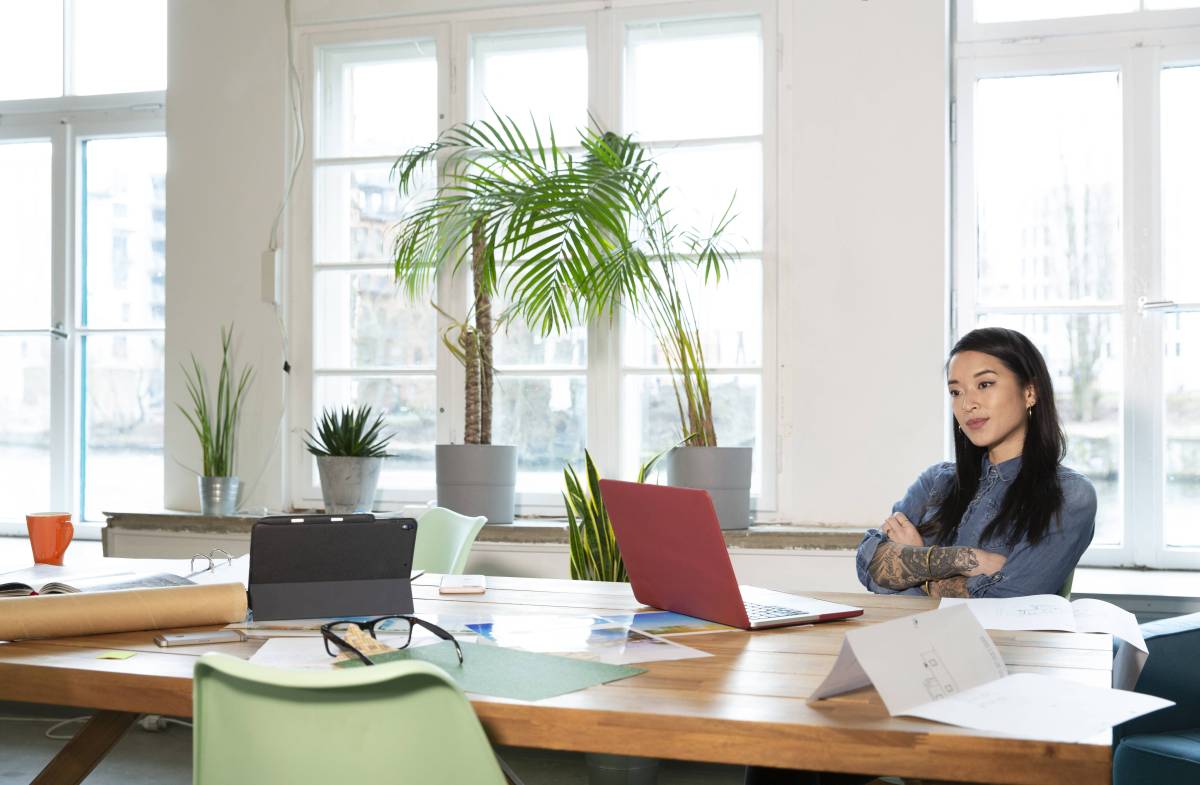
[
  {"xmin": 938, "ymin": 595, "xmax": 1146, "ymax": 651},
  {"xmin": 0, "ymin": 565, "xmax": 193, "ymax": 597}
]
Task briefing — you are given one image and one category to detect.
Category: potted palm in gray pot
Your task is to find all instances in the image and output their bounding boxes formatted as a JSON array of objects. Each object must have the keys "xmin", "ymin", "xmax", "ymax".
[
  {"xmin": 304, "ymin": 405, "xmax": 392, "ymax": 514},
  {"xmin": 178, "ymin": 325, "xmax": 253, "ymax": 516},
  {"xmin": 391, "ymin": 115, "xmax": 676, "ymax": 524},
  {"xmin": 644, "ymin": 263, "xmax": 753, "ymax": 530}
]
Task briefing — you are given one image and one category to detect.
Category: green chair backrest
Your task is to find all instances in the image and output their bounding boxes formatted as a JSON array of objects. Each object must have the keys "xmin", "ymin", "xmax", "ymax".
[
  {"xmin": 413, "ymin": 506, "xmax": 487, "ymax": 575},
  {"xmin": 1057, "ymin": 569, "xmax": 1075, "ymax": 600},
  {"xmin": 193, "ymin": 653, "xmax": 506, "ymax": 785}
]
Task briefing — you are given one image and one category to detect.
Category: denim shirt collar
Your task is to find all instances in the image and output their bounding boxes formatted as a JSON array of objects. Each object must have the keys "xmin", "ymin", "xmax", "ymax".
[{"xmin": 981, "ymin": 453, "xmax": 1022, "ymax": 482}]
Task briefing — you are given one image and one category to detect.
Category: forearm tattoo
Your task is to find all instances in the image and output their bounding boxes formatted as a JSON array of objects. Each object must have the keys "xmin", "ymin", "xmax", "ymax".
[
  {"xmin": 867, "ymin": 542, "xmax": 979, "ymax": 590},
  {"xmin": 926, "ymin": 576, "xmax": 970, "ymax": 598}
]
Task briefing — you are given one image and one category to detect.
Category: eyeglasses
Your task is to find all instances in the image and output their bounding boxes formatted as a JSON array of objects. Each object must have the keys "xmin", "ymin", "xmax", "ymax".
[{"xmin": 320, "ymin": 615, "xmax": 463, "ymax": 667}]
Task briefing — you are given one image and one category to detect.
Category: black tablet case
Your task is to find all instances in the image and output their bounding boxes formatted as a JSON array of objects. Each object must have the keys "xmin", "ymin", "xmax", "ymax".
[{"xmin": 248, "ymin": 515, "xmax": 417, "ymax": 621}]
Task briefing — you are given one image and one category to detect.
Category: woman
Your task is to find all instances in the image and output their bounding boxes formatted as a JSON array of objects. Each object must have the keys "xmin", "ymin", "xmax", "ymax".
[
  {"xmin": 746, "ymin": 328, "xmax": 1097, "ymax": 785},
  {"xmin": 857, "ymin": 327, "xmax": 1096, "ymax": 598}
]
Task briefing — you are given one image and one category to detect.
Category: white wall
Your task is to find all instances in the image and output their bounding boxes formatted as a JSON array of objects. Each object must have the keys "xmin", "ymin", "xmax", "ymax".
[
  {"xmin": 779, "ymin": 0, "xmax": 950, "ymax": 526},
  {"xmin": 163, "ymin": 0, "xmax": 950, "ymax": 526},
  {"xmin": 164, "ymin": 0, "xmax": 289, "ymax": 512}
]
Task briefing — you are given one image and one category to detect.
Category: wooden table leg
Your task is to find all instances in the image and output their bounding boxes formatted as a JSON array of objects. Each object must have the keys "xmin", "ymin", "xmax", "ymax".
[{"xmin": 30, "ymin": 710, "xmax": 139, "ymax": 785}]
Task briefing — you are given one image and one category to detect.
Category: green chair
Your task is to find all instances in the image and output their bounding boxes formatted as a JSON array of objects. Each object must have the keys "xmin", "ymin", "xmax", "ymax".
[
  {"xmin": 193, "ymin": 652, "xmax": 507, "ymax": 785},
  {"xmin": 413, "ymin": 506, "xmax": 487, "ymax": 574},
  {"xmin": 1057, "ymin": 569, "xmax": 1075, "ymax": 600}
]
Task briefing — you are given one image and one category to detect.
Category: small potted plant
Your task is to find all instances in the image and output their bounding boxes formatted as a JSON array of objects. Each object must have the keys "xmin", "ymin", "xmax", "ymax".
[
  {"xmin": 564, "ymin": 450, "xmax": 662, "ymax": 582},
  {"xmin": 179, "ymin": 325, "xmax": 253, "ymax": 516},
  {"xmin": 304, "ymin": 405, "xmax": 392, "ymax": 513}
]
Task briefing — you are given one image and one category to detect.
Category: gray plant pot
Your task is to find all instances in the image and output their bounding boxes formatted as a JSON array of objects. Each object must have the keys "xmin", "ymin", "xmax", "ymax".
[
  {"xmin": 435, "ymin": 444, "xmax": 517, "ymax": 524},
  {"xmin": 315, "ymin": 455, "xmax": 384, "ymax": 514},
  {"xmin": 666, "ymin": 446, "xmax": 753, "ymax": 530},
  {"xmin": 585, "ymin": 753, "xmax": 659, "ymax": 785},
  {"xmin": 198, "ymin": 476, "xmax": 240, "ymax": 517}
]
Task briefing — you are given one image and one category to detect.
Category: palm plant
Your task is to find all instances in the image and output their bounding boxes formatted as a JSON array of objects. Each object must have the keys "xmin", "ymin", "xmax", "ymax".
[
  {"xmin": 392, "ymin": 113, "xmax": 739, "ymax": 451},
  {"xmin": 304, "ymin": 405, "xmax": 392, "ymax": 458},
  {"xmin": 392, "ymin": 113, "xmax": 729, "ymax": 445},
  {"xmin": 178, "ymin": 325, "xmax": 253, "ymax": 477}
]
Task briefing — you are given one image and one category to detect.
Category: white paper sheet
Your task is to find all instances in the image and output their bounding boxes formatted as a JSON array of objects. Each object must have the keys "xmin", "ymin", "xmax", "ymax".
[
  {"xmin": 811, "ymin": 604, "xmax": 1006, "ymax": 714},
  {"xmin": 467, "ymin": 615, "xmax": 711, "ymax": 665},
  {"xmin": 906, "ymin": 672, "xmax": 1173, "ymax": 743},
  {"xmin": 1070, "ymin": 598, "xmax": 1147, "ymax": 652},
  {"xmin": 810, "ymin": 604, "xmax": 1173, "ymax": 740},
  {"xmin": 249, "ymin": 630, "xmax": 445, "ymax": 670}
]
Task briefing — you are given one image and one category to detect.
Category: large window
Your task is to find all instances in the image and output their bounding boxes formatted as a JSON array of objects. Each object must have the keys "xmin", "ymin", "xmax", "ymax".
[
  {"xmin": 0, "ymin": 0, "xmax": 165, "ymax": 534},
  {"xmin": 955, "ymin": 1, "xmax": 1200, "ymax": 567},
  {"xmin": 310, "ymin": 39, "xmax": 442, "ymax": 496},
  {"xmin": 619, "ymin": 16, "xmax": 766, "ymax": 492},
  {"xmin": 297, "ymin": 2, "xmax": 777, "ymax": 514}
]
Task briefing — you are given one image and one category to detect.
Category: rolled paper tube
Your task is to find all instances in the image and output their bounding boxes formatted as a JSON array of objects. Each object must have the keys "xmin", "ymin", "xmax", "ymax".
[{"xmin": 0, "ymin": 583, "xmax": 248, "ymax": 641}]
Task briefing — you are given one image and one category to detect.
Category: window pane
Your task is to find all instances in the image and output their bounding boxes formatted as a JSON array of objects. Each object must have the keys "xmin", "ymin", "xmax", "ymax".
[
  {"xmin": 0, "ymin": 141, "xmax": 52, "ymax": 329},
  {"xmin": 973, "ymin": 0, "xmax": 1136, "ymax": 23},
  {"xmin": 621, "ymin": 373, "xmax": 761, "ymax": 493},
  {"xmin": 493, "ymin": 317, "xmax": 586, "ymax": 369},
  {"xmin": 0, "ymin": 0, "xmax": 62, "ymax": 100},
  {"xmin": 313, "ymin": 270, "xmax": 436, "ymax": 370},
  {"xmin": 652, "ymin": 142, "xmax": 762, "ymax": 250},
  {"xmin": 974, "ymin": 72, "xmax": 1122, "ymax": 305},
  {"xmin": 82, "ymin": 137, "xmax": 166, "ymax": 329},
  {"xmin": 624, "ymin": 16, "xmax": 762, "ymax": 141},
  {"xmin": 314, "ymin": 375, "xmax": 437, "ymax": 492},
  {"xmin": 81, "ymin": 333, "xmax": 163, "ymax": 521},
  {"xmin": 315, "ymin": 163, "xmax": 434, "ymax": 264},
  {"xmin": 470, "ymin": 28, "xmax": 587, "ymax": 143},
  {"xmin": 491, "ymin": 272, "xmax": 587, "ymax": 368},
  {"xmin": 1161, "ymin": 65, "xmax": 1200, "ymax": 302},
  {"xmin": 493, "ymin": 374, "xmax": 586, "ymax": 493},
  {"xmin": 318, "ymin": 40, "xmax": 438, "ymax": 158},
  {"xmin": 0, "ymin": 336, "xmax": 51, "ymax": 520},
  {"xmin": 1164, "ymin": 314, "xmax": 1200, "ymax": 548},
  {"xmin": 623, "ymin": 260, "xmax": 762, "ymax": 369},
  {"xmin": 71, "ymin": 0, "xmax": 165, "ymax": 95},
  {"xmin": 977, "ymin": 313, "xmax": 1123, "ymax": 546}
]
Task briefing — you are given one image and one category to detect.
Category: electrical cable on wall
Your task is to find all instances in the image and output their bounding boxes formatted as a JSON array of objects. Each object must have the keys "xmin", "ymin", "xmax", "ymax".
[{"xmin": 238, "ymin": 0, "xmax": 303, "ymax": 512}]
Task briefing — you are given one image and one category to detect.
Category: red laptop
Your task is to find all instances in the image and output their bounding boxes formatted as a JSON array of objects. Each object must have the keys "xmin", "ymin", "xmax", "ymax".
[{"xmin": 599, "ymin": 480, "xmax": 863, "ymax": 630}]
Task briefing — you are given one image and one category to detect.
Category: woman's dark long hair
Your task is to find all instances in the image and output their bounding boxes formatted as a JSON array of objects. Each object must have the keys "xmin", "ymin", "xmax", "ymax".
[{"xmin": 926, "ymin": 327, "xmax": 1067, "ymax": 547}]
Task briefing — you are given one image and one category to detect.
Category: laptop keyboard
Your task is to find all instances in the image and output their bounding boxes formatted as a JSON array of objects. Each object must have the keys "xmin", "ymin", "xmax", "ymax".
[{"xmin": 744, "ymin": 602, "xmax": 807, "ymax": 621}]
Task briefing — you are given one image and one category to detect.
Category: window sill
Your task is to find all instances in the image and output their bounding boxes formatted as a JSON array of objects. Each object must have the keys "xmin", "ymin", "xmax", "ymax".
[
  {"xmin": 102, "ymin": 510, "xmax": 864, "ymax": 550},
  {"xmin": 100, "ymin": 512, "xmax": 1199, "ymax": 600}
]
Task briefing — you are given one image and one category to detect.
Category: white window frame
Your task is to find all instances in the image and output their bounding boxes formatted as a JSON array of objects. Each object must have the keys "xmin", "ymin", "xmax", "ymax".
[
  {"xmin": 290, "ymin": 0, "xmax": 781, "ymax": 517},
  {"xmin": 954, "ymin": 2, "xmax": 1200, "ymax": 568},
  {"xmin": 0, "ymin": 96, "xmax": 165, "ymax": 538}
]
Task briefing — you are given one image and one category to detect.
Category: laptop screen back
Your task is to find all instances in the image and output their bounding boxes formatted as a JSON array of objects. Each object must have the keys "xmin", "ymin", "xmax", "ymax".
[{"xmin": 599, "ymin": 480, "xmax": 751, "ymax": 629}]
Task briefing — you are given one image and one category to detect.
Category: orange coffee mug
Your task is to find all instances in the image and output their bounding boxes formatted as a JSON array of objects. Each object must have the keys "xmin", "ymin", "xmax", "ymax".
[{"xmin": 26, "ymin": 513, "xmax": 74, "ymax": 566}]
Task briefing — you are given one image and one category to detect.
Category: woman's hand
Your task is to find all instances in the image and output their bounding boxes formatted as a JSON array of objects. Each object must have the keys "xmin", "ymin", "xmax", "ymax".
[
  {"xmin": 961, "ymin": 548, "xmax": 1007, "ymax": 577},
  {"xmin": 880, "ymin": 512, "xmax": 924, "ymax": 547}
]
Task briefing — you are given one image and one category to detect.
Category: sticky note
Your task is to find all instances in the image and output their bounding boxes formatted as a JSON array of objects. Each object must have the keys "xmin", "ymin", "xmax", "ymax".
[{"xmin": 97, "ymin": 650, "xmax": 137, "ymax": 660}]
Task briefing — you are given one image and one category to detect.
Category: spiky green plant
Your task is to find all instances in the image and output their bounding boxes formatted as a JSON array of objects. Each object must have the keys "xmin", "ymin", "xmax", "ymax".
[
  {"xmin": 564, "ymin": 449, "xmax": 664, "ymax": 582},
  {"xmin": 304, "ymin": 405, "xmax": 392, "ymax": 458},
  {"xmin": 178, "ymin": 325, "xmax": 254, "ymax": 477}
]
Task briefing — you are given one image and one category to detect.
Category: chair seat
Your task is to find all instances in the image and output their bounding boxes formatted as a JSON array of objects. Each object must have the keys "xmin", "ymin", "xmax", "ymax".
[{"xmin": 1114, "ymin": 728, "xmax": 1200, "ymax": 785}]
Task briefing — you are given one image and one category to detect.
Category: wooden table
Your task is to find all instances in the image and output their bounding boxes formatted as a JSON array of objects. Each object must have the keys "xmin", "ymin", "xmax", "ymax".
[{"xmin": 0, "ymin": 575, "xmax": 1115, "ymax": 785}]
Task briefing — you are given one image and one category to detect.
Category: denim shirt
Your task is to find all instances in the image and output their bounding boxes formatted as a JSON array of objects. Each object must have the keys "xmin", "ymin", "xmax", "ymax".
[{"xmin": 855, "ymin": 456, "xmax": 1097, "ymax": 597}]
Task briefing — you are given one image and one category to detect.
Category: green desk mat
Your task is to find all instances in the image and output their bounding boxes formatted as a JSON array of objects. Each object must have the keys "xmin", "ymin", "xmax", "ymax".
[{"xmin": 335, "ymin": 641, "xmax": 645, "ymax": 701}]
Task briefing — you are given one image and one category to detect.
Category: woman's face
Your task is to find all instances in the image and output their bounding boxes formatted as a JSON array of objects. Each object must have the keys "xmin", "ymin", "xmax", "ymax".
[{"xmin": 947, "ymin": 350, "xmax": 1036, "ymax": 462}]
